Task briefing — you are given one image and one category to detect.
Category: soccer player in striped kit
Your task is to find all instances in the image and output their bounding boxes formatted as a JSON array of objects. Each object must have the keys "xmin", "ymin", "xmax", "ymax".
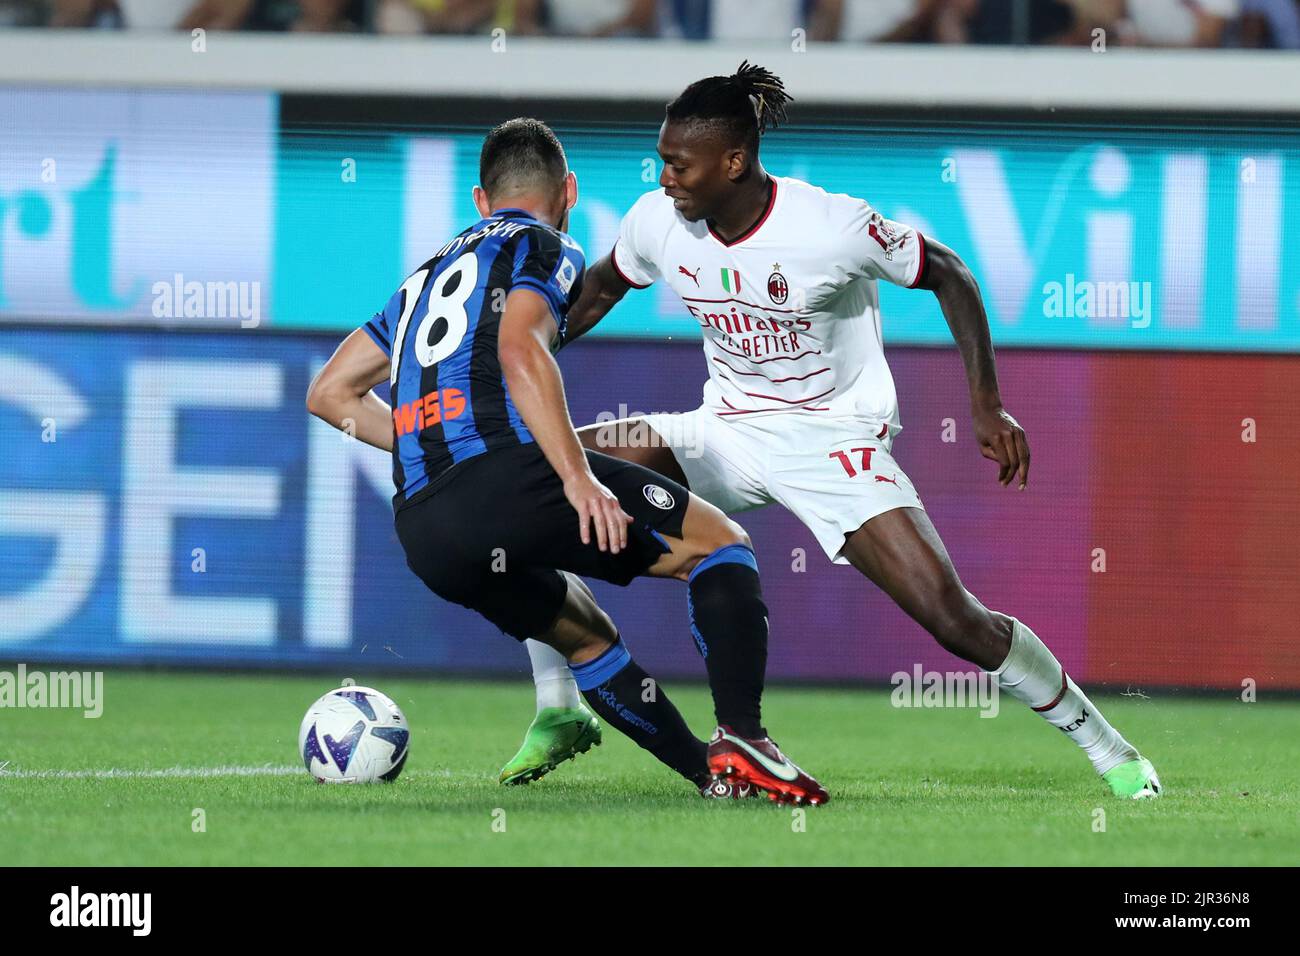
[{"xmin": 309, "ymin": 117, "xmax": 828, "ymax": 804}]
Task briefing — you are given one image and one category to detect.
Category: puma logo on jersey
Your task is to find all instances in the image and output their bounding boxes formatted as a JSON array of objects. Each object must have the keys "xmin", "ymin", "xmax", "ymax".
[
  {"xmin": 875, "ymin": 473, "xmax": 900, "ymax": 486},
  {"xmin": 678, "ymin": 265, "xmax": 701, "ymax": 287}
]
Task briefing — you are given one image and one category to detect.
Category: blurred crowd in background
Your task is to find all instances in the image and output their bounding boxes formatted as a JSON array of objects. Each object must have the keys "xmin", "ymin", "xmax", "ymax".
[{"xmin": 4, "ymin": 0, "xmax": 1298, "ymax": 49}]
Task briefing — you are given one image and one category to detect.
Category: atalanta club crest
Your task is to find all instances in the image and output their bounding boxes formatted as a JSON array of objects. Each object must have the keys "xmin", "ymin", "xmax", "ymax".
[
  {"xmin": 643, "ymin": 484, "xmax": 675, "ymax": 510},
  {"xmin": 767, "ymin": 267, "xmax": 788, "ymax": 305}
]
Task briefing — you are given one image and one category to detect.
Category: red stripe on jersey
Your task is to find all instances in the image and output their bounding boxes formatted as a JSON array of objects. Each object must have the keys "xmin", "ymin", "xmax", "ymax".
[
  {"xmin": 711, "ymin": 357, "xmax": 831, "ymax": 383},
  {"xmin": 877, "ymin": 422, "xmax": 889, "ymax": 439},
  {"xmin": 717, "ymin": 396, "xmax": 833, "ymax": 416},
  {"xmin": 737, "ymin": 386, "xmax": 836, "ymax": 405},
  {"xmin": 713, "ymin": 341, "xmax": 823, "ymax": 364},
  {"xmin": 719, "ymin": 409, "xmax": 819, "ymax": 416}
]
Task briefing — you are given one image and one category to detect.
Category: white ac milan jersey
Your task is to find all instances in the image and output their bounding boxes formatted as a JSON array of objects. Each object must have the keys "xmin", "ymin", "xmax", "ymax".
[{"xmin": 612, "ymin": 175, "xmax": 925, "ymax": 428}]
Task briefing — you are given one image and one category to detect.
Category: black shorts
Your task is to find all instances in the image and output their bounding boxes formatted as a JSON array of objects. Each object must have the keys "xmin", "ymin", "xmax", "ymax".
[{"xmin": 393, "ymin": 442, "xmax": 690, "ymax": 640}]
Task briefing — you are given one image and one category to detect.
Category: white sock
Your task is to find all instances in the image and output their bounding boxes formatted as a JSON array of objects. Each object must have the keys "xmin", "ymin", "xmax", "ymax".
[
  {"xmin": 525, "ymin": 638, "xmax": 580, "ymax": 711},
  {"xmin": 992, "ymin": 619, "xmax": 1138, "ymax": 776}
]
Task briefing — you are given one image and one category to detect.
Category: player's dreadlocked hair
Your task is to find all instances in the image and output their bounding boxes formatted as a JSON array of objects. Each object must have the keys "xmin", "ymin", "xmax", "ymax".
[{"xmin": 665, "ymin": 61, "xmax": 792, "ymax": 153}]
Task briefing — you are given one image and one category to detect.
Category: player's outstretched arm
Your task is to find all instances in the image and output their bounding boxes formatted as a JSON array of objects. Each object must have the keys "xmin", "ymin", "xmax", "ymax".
[
  {"xmin": 916, "ymin": 236, "xmax": 1030, "ymax": 489},
  {"xmin": 499, "ymin": 287, "xmax": 633, "ymax": 553},
  {"xmin": 306, "ymin": 328, "xmax": 395, "ymax": 452},
  {"xmin": 561, "ymin": 254, "xmax": 633, "ymax": 345}
]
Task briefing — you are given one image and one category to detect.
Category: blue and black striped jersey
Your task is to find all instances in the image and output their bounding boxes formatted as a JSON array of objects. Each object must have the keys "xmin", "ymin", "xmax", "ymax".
[{"xmin": 361, "ymin": 208, "xmax": 586, "ymax": 509}]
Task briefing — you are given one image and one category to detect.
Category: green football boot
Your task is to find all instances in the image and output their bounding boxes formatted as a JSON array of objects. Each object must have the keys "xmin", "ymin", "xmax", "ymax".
[
  {"xmin": 498, "ymin": 704, "xmax": 602, "ymax": 785},
  {"xmin": 1103, "ymin": 756, "xmax": 1162, "ymax": 800}
]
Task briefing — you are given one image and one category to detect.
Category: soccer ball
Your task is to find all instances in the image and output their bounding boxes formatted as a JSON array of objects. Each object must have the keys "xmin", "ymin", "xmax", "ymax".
[{"xmin": 298, "ymin": 685, "xmax": 410, "ymax": 783}]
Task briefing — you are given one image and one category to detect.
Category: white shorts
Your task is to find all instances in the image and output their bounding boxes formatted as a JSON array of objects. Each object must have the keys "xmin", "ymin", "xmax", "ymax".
[{"xmin": 614, "ymin": 408, "xmax": 925, "ymax": 565}]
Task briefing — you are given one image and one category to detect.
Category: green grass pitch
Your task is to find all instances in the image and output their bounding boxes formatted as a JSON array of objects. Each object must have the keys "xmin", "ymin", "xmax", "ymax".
[{"xmin": 2, "ymin": 669, "xmax": 1296, "ymax": 866}]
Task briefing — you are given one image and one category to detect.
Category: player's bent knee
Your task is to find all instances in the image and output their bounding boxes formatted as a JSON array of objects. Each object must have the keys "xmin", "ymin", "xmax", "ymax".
[
  {"xmin": 561, "ymin": 569, "xmax": 598, "ymax": 605},
  {"xmin": 723, "ymin": 517, "xmax": 752, "ymax": 552},
  {"xmin": 544, "ymin": 608, "xmax": 616, "ymax": 664},
  {"xmin": 927, "ymin": 593, "xmax": 997, "ymax": 656},
  {"xmin": 550, "ymin": 571, "xmax": 619, "ymax": 653},
  {"xmin": 699, "ymin": 515, "xmax": 750, "ymax": 553},
  {"xmin": 680, "ymin": 539, "xmax": 756, "ymax": 583},
  {"xmin": 672, "ymin": 518, "xmax": 752, "ymax": 580},
  {"xmin": 589, "ymin": 606, "xmax": 618, "ymax": 645},
  {"xmin": 687, "ymin": 497, "xmax": 750, "ymax": 549},
  {"xmin": 564, "ymin": 630, "xmax": 616, "ymax": 666}
]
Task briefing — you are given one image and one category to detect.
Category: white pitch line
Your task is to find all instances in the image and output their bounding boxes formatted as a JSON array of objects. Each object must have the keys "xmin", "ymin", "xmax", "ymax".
[
  {"xmin": 0, "ymin": 765, "xmax": 477, "ymax": 781},
  {"xmin": 0, "ymin": 764, "xmax": 301, "ymax": 780}
]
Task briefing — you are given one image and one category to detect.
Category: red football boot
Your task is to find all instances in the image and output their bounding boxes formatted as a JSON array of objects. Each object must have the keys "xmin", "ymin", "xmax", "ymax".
[{"xmin": 707, "ymin": 725, "xmax": 830, "ymax": 806}]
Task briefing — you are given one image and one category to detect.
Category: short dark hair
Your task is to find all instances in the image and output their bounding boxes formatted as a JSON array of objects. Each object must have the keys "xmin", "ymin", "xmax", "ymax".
[
  {"xmin": 665, "ymin": 61, "xmax": 791, "ymax": 153},
  {"xmin": 479, "ymin": 117, "xmax": 568, "ymax": 198}
]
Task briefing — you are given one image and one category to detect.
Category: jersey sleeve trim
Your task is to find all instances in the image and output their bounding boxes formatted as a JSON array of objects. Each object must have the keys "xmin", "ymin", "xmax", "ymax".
[
  {"xmin": 511, "ymin": 278, "xmax": 565, "ymax": 328},
  {"xmin": 611, "ymin": 240, "xmax": 653, "ymax": 289},
  {"xmin": 907, "ymin": 232, "xmax": 927, "ymax": 289},
  {"xmin": 362, "ymin": 319, "xmax": 391, "ymax": 356}
]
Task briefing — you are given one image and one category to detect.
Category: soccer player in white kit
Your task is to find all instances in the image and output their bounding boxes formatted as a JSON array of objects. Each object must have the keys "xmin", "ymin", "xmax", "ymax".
[{"xmin": 500, "ymin": 62, "xmax": 1161, "ymax": 800}]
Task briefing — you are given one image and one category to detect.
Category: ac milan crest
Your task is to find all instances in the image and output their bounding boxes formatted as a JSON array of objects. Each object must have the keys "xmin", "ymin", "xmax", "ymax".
[{"xmin": 767, "ymin": 264, "xmax": 788, "ymax": 305}]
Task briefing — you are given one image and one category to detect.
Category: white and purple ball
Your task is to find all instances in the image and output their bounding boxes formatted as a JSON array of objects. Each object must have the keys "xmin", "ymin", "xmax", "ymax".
[{"xmin": 298, "ymin": 686, "xmax": 410, "ymax": 783}]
